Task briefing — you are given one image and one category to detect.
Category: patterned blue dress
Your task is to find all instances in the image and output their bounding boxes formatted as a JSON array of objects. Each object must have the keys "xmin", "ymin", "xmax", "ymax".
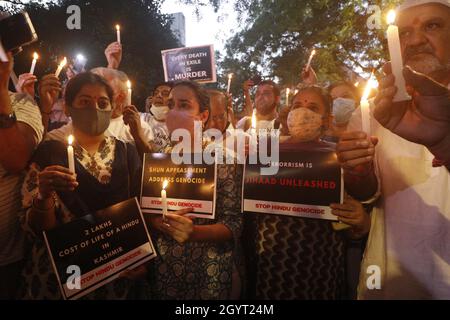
[{"xmin": 148, "ymin": 163, "xmax": 244, "ymax": 299}]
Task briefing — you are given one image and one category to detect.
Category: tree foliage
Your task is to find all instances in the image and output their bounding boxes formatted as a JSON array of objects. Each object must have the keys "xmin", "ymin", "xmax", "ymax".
[
  {"xmin": 2, "ymin": 0, "xmax": 179, "ymax": 109},
  {"xmin": 181, "ymin": 0, "xmax": 402, "ymax": 111}
]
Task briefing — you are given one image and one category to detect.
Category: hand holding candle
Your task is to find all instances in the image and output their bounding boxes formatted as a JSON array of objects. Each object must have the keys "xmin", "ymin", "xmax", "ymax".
[
  {"xmin": 67, "ymin": 135, "xmax": 75, "ymax": 173},
  {"xmin": 386, "ymin": 10, "xmax": 411, "ymax": 102},
  {"xmin": 55, "ymin": 57, "xmax": 67, "ymax": 78},
  {"xmin": 30, "ymin": 52, "xmax": 38, "ymax": 75}
]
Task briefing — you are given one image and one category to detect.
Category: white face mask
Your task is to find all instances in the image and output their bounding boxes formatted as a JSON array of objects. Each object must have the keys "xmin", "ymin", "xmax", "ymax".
[
  {"xmin": 151, "ymin": 104, "xmax": 170, "ymax": 121},
  {"xmin": 287, "ymin": 107, "xmax": 323, "ymax": 142},
  {"xmin": 332, "ymin": 98, "xmax": 356, "ymax": 125}
]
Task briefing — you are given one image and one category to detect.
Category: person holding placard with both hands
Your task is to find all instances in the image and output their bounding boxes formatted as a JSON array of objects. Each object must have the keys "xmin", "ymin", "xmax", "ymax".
[
  {"xmin": 244, "ymin": 84, "xmax": 371, "ymax": 300},
  {"xmin": 18, "ymin": 72, "xmax": 145, "ymax": 300},
  {"xmin": 146, "ymin": 80, "xmax": 244, "ymax": 300}
]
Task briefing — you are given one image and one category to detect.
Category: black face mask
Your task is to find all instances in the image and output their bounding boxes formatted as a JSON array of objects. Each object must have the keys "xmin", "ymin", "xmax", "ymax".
[{"xmin": 67, "ymin": 106, "xmax": 112, "ymax": 136}]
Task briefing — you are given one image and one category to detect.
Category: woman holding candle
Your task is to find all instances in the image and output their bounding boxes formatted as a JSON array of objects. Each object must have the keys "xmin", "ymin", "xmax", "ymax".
[
  {"xmin": 147, "ymin": 80, "xmax": 244, "ymax": 300},
  {"xmin": 244, "ymin": 86, "xmax": 371, "ymax": 300},
  {"xmin": 18, "ymin": 72, "xmax": 144, "ymax": 299}
]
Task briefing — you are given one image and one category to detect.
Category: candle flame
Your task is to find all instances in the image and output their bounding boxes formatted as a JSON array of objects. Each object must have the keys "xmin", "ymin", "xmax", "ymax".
[
  {"xmin": 116, "ymin": 24, "xmax": 120, "ymax": 31},
  {"xmin": 286, "ymin": 88, "xmax": 290, "ymax": 95},
  {"xmin": 68, "ymin": 135, "xmax": 74, "ymax": 146},
  {"xmin": 362, "ymin": 73, "xmax": 377, "ymax": 101},
  {"xmin": 59, "ymin": 57, "xmax": 67, "ymax": 68},
  {"xmin": 162, "ymin": 180, "xmax": 168, "ymax": 190},
  {"xmin": 33, "ymin": 52, "xmax": 39, "ymax": 60},
  {"xmin": 387, "ymin": 10, "xmax": 396, "ymax": 25},
  {"xmin": 310, "ymin": 49, "xmax": 316, "ymax": 57},
  {"xmin": 127, "ymin": 80, "xmax": 131, "ymax": 89},
  {"xmin": 354, "ymin": 82, "xmax": 360, "ymax": 87},
  {"xmin": 228, "ymin": 73, "xmax": 233, "ymax": 80},
  {"xmin": 251, "ymin": 109, "xmax": 257, "ymax": 129}
]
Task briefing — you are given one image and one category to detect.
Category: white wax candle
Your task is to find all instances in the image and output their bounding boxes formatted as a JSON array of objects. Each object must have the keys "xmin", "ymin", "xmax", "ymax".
[
  {"xmin": 30, "ymin": 52, "xmax": 38, "ymax": 75},
  {"xmin": 67, "ymin": 135, "xmax": 75, "ymax": 173},
  {"xmin": 116, "ymin": 25, "xmax": 121, "ymax": 44},
  {"xmin": 306, "ymin": 49, "xmax": 316, "ymax": 71},
  {"xmin": 55, "ymin": 57, "xmax": 67, "ymax": 78},
  {"xmin": 386, "ymin": 10, "xmax": 411, "ymax": 102},
  {"xmin": 227, "ymin": 73, "xmax": 233, "ymax": 93},
  {"xmin": 360, "ymin": 99, "xmax": 370, "ymax": 135},
  {"xmin": 250, "ymin": 109, "xmax": 258, "ymax": 155},
  {"xmin": 161, "ymin": 180, "xmax": 168, "ymax": 221},
  {"xmin": 76, "ymin": 54, "xmax": 86, "ymax": 72},
  {"xmin": 360, "ymin": 73, "xmax": 377, "ymax": 135},
  {"xmin": 126, "ymin": 80, "xmax": 132, "ymax": 106}
]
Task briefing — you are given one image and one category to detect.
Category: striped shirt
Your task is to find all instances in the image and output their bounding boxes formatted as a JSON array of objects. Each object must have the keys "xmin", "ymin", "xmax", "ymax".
[{"xmin": 0, "ymin": 92, "xmax": 43, "ymax": 266}]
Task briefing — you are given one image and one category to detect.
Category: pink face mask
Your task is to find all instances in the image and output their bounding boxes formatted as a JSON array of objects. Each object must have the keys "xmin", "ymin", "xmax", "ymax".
[{"xmin": 166, "ymin": 109, "xmax": 199, "ymax": 136}]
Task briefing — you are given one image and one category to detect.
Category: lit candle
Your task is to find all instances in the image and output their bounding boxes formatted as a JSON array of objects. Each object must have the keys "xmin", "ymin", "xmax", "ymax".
[
  {"xmin": 67, "ymin": 135, "xmax": 75, "ymax": 173},
  {"xmin": 55, "ymin": 57, "xmax": 67, "ymax": 78},
  {"xmin": 161, "ymin": 180, "xmax": 168, "ymax": 222},
  {"xmin": 251, "ymin": 109, "xmax": 257, "ymax": 131},
  {"xmin": 249, "ymin": 109, "xmax": 258, "ymax": 155},
  {"xmin": 116, "ymin": 25, "xmax": 121, "ymax": 44},
  {"xmin": 360, "ymin": 73, "xmax": 378, "ymax": 135},
  {"xmin": 126, "ymin": 80, "xmax": 132, "ymax": 106},
  {"xmin": 30, "ymin": 52, "xmax": 38, "ymax": 75},
  {"xmin": 386, "ymin": 10, "xmax": 411, "ymax": 102},
  {"xmin": 285, "ymin": 88, "xmax": 290, "ymax": 105},
  {"xmin": 227, "ymin": 73, "xmax": 233, "ymax": 93},
  {"xmin": 305, "ymin": 49, "xmax": 316, "ymax": 71}
]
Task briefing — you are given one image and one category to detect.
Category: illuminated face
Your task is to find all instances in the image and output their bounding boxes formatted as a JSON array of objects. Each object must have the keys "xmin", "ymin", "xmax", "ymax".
[
  {"xmin": 398, "ymin": 4, "xmax": 450, "ymax": 78},
  {"xmin": 166, "ymin": 85, "xmax": 209, "ymax": 135},
  {"xmin": 207, "ymin": 94, "xmax": 228, "ymax": 132},
  {"xmin": 288, "ymin": 90, "xmax": 330, "ymax": 142},
  {"xmin": 152, "ymin": 85, "xmax": 172, "ymax": 107},
  {"xmin": 71, "ymin": 84, "xmax": 112, "ymax": 111},
  {"xmin": 255, "ymin": 84, "xmax": 278, "ymax": 115},
  {"xmin": 291, "ymin": 90, "xmax": 328, "ymax": 117}
]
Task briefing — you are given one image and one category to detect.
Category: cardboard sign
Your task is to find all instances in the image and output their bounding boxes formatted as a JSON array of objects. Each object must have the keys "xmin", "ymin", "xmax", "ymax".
[
  {"xmin": 140, "ymin": 153, "xmax": 217, "ymax": 219},
  {"xmin": 244, "ymin": 151, "xmax": 343, "ymax": 221},
  {"xmin": 161, "ymin": 45, "xmax": 216, "ymax": 83},
  {"xmin": 43, "ymin": 198, "xmax": 156, "ymax": 300}
]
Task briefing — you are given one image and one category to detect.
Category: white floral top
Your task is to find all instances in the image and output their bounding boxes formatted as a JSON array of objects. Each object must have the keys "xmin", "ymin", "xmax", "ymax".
[
  {"xmin": 21, "ymin": 137, "xmax": 117, "ymax": 235},
  {"xmin": 73, "ymin": 136, "xmax": 116, "ymax": 184}
]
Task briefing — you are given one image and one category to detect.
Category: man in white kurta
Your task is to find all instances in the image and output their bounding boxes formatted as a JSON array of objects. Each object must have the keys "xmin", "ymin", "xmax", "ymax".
[{"xmin": 346, "ymin": 0, "xmax": 450, "ymax": 299}]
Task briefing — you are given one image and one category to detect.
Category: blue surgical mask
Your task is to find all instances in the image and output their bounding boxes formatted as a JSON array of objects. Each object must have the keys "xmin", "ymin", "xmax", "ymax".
[{"xmin": 332, "ymin": 98, "xmax": 356, "ymax": 125}]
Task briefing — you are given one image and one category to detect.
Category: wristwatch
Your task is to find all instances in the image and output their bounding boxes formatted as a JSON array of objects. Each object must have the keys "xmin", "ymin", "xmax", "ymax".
[{"xmin": 0, "ymin": 112, "xmax": 17, "ymax": 129}]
